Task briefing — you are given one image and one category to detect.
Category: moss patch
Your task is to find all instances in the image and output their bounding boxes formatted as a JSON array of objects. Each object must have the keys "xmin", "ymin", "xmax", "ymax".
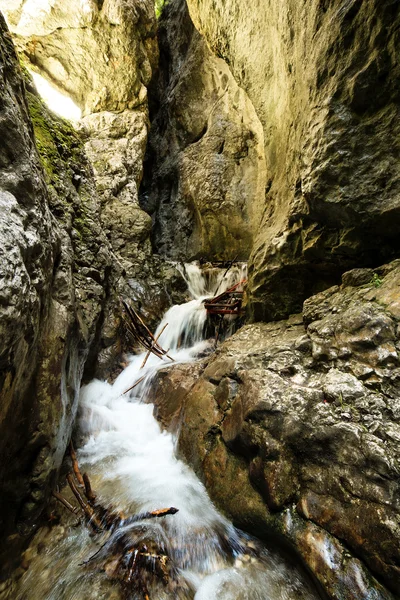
[{"xmin": 26, "ymin": 90, "xmax": 83, "ymax": 185}]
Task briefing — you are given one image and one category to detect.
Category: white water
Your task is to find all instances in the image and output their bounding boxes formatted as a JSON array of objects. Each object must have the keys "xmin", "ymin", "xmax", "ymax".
[{"xmin": 16, "ymin": 262, "xmax": 319, "ymax": 600}]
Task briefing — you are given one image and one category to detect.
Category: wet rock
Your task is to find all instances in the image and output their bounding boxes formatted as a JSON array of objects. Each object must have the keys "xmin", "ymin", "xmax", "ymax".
[
  {"xmin": 0, "ymin": 16, "xmax": 112, "ymax": 575},
  {"xmin": 278, "ymin": 509, "xmax": 394, "ymax": 600},
  {"xmin": 152, "ymin": 260, "xmax": 400, "ymax": 598}
]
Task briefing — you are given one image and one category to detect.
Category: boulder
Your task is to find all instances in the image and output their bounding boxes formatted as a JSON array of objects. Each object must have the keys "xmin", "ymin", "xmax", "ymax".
[{"xmin": 151, "ymin": 260, "xmax": 400, "ymax": 598}]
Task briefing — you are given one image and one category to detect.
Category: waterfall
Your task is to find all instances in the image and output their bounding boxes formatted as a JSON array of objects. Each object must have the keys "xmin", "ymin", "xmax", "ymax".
[{"xmin": 16, "ymin": 263, "xmax": 320, "ymax": 600}]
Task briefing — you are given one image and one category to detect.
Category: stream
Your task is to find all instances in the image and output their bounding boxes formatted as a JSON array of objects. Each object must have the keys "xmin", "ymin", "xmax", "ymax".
[{"xmin": 16, "ymin": 264, "xmax": 322, "ymax": 600}]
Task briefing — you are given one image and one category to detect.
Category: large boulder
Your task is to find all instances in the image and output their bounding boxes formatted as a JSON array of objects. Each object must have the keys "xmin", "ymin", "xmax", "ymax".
[
  {"xmin": 150, "ymin": 260, "xmax": 400, "ymax": 598},
  {"xmin": 185, "ymin": 0, "xmax": 400, "ymax": 320}
]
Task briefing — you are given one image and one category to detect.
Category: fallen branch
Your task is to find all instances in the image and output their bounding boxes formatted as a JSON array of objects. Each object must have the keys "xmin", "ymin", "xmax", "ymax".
[
  {"xmin": 140, "ymin": 323, "xmax": 168, "ymax": 369},
  {"xmin": 122, "ymin": 375, "xmax": 146, "ymax": 395},
  {"xmin": 121, "ymin": 300, "xmax": 174, "ymax": 363},
  {"xmin": 69, "ymin": 441, "xmax": 84, "ymax": 486},
  {"xmin": 66, "ymin": 473, "xmax": 103, "ymax": 532},
  {"xmin": 51, "ymin": 491, "xmax": 79, "ymax": 515},
  {"xmin": 53, "ymin": 442, "xmax": 181, "ymax": 600}
]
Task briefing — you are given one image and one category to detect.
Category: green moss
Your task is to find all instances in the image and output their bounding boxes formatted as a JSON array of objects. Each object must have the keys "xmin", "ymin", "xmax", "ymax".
[
  {"xmin": 26, "ymin": 90, "xmax": 83, "ymax": 185},
  {"xmin": 25, "ymin": 84, "xmax": 97, "ymax": 243},
  {"xmin": 155, "ymin": 0, "xmax": 166, "ymax": 18}
]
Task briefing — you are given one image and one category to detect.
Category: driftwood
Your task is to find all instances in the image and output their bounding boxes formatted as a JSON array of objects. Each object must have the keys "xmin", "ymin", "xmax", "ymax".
[
  {"xmin": 53, "ymin": 442, "xmax": 180, "ymax": 599},
  {"xmin": 204, "ymin": 279, "xmax": 247, "ymax": 316},
  {"xmin": 121, "ymin": 300, "xmax": 175, "ymax": 396},
  {"xmin": 121, "ymin": 300, "xmax": 174, "ymax": 363}
]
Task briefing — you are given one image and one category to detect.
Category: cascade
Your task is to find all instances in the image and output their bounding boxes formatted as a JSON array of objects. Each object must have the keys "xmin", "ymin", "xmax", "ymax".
[{"xmin": 16, "ymin": 263, "xmax": 320, "ymax": 600}]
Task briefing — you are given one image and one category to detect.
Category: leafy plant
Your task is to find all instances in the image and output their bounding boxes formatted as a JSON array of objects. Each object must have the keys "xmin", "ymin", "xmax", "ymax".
[
  {"xmin": 370, "ymin": 273, "xmax": 383, "ymax": 288},
  {"xmin": 155, "ymin": 0, "xmax": 165, "ymax": 18}
]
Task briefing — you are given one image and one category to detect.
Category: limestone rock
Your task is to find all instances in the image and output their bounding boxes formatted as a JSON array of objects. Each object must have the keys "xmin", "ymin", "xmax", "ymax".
[
  {"xmin": 80, "ymin": 109, "xmax": 152, "ymax": 271},
  {"xmin": 79, "ymin": 107, "xmax": 187, "ymax": 342},
  {"xmin": 0, "ymin": 18, "xmax": 112, "ymax": 575},
  {"xmin": 151, "ymin": 260, "xmax": 400, "ymax": 598},
  {"xmin": 186, "ymin": 0, "xmax": 400, "ymax": 320},
  {"xmin": 141, "ymin": 0, "xmax": 266, "ymax": 261},
  {"xmin": 2, "ymin": 0, "xmax": 158, "ymax": 114}
]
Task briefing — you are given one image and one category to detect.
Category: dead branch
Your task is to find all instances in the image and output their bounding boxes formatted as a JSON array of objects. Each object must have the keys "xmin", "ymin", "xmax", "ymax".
[
  {"xmin": 66, "ymin": 473, "xmax": 103, "ymax": 531},
  {"xmin": 51, "ymin": 491, "xmax": 79, "ymax": 515},
  {"xmin": 83, "ymin": 472, "xmax": 96, "ymax": 505},
  {"xmin": 122, "ymin": 375, "xmax": 146, "ymax": 395},
  {"xmin": 140, "ymin": 323, "xmax": 168, "ymax": 369},
  {"xmin": 53, "ymin": 443, "xmax": 181, "ymax": 600},
  {"xmin": 121, "ymin": 300, "xmax": 175, "ymax": 363},
  {"xmin": 69, "ymin": 441, "xmax": 84, "ymax": 486}
]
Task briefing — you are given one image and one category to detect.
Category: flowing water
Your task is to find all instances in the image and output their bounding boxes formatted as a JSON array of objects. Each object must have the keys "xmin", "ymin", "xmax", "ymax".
[{"xmin": 16, "ymin": 263, "xmax": 321, "ymax": 600}]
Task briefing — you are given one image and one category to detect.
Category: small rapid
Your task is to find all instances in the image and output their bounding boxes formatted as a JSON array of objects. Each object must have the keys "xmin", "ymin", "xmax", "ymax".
[{"xmin": 16, "ymin": 263, "xmax": 320, "ymax": 600}]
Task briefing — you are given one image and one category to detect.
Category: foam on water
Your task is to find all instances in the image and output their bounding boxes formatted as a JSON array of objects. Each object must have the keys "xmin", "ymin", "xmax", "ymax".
[{"xmin": 16, "ymin": 262, "xmax": 320, "ymax": 600}]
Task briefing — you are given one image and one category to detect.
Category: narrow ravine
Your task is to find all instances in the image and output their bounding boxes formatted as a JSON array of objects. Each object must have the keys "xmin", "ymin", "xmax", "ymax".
[{"xmin": 16, "ymin": 265, "xmax": 321, "ymax": 600}]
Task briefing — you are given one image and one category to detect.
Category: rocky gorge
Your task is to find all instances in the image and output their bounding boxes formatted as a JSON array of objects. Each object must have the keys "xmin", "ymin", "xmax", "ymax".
[{"xmin": 0, "ymin": 0, "xmax": 399, "ymax": 599}]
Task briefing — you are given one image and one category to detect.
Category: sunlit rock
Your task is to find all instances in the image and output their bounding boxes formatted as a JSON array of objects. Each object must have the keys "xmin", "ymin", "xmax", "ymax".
[
  {"xmin": 0, "ymin": 0, "xmax": 158, "ymax": 114},
  {"xmin": 186, "ymin": 0, "xmax": 400, "ymax": 320}
]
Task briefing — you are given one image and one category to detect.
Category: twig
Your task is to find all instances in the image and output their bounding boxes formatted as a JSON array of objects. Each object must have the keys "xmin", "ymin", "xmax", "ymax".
[
  {"xmin": 140, "ymin": 323, "xmax": 168, "ymax": 369},
  {"xmin": 67, "ymin": 473, "xmax": 102, "ymax": 531},
  {"xmin": 70, "ymin": 441, "xmax": 84, "ymax": 486},
  {"xmin": 124, "ymin": 507, "xmax": 179, "ymax": 525},
  {"xmin": 122, "ymin": 375, "xmax": 146, "ymax": 395},
  {"xmin": 127, "ymin": 548, "xmax": 140, "ymax": 583},
  {"xmin": 213, "ymin": 255, "xmax": 238, "ymax": 295},
  {"xmin": 121, "ymin": 300, "xmax": 175, "ymax": 363},
  {"xmin": 52, "ymin": 490, "xmax": 79, "ymax": 515}
]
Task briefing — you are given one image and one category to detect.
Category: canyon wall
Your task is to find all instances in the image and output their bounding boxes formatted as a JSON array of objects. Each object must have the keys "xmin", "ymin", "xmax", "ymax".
[
  {"xmin": 0, "ymin": 14, "xmax": 113, "ymax": 573},
  {"xmin": 0, "ymin": 0, "xmax": 182, "ymax": 575},
  {"xmin": 141, "ymin": 0, "xmax": 266, "ymax": 261},
  {"xmin": 186, "ymin": 0, "xmax": 400, "ymax": 320},
  {"xmin": 3, "ymin": 0, "xmax": 186, "ymax": 336}
]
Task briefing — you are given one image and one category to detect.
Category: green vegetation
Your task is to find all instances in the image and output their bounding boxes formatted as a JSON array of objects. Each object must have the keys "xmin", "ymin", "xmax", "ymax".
[
  {"xmin": 370, "ymin": 272, "xmax": 383, "ymax": 288},
  {"xmin": 25, "ymin": 78, "xmax": 95, "ymax": 243},
  {"xmin": 155, "ymin": 0, "xmax": 165, "ymax": 19},
  {"xmin": 26, "ymin": 90, "xmax": 82, "ymax": 185}
]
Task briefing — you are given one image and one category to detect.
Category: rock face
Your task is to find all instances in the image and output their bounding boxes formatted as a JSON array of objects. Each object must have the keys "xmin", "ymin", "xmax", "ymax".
[
  {"xmin": 141, "ymin": 0, "xmax": 266, "ymax": 261},
  {"xmin": 1, "ymin": 0, "xmax": 187, "ymax": 352},
  {"xmin": 186, "ymin": 0, "xmax": 400, "ymax": 320},
  {"xmin": 0, "ymin": 16, "xmax": 114, "ymax": 575},
  {"xmin": 150, "ymin": 261, "xmax": 400, "ymax": 598},
  {"xmin": 0, "ymin": 2, "xmax": 190, "ymax": 577},
  {"xmin": 2, "ymin": 0, "xmax": 157, "ymax": 115}
]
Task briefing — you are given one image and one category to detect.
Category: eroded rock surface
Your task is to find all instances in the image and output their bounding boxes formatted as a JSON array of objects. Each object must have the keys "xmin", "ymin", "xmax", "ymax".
[
  {"xmin": 141, "ymin": 0, "xmax": 266, "ymax": 261},
  {"xmin": 0, "ymin": 16, "xmax": 114, "ymax": 575},
  {"xmin": 186, "ymin": 0, "xmax": 400, "ymax": 320},
  {"xmin": 151, "ymin": 261, "xmax": 400, "ymax": 598},
  {"xmin": 2, "ymin": 0, "xmax": 157, "ymax": 114},
  {"xmin": 1, "ymin": 0, "xmax": 188, "ymax": 358}
]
